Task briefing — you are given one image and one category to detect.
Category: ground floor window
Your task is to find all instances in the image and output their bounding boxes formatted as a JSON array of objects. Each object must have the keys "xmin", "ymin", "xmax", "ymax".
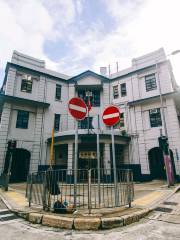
[
  {"xmin": 149, "ymin": 108, "xmax": 162, "ymax": 127},
  {"xmin": 16, "ymin": 110, "xmax": 29, "ymax": 129},
  {"xmin": 78, "ymin": 117, "xmax": 93, "ymax": 129}
]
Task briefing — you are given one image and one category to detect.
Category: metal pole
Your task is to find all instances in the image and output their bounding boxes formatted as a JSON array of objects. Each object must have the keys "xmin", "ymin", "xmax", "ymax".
[
  {"xmin": 74, "ymin": 121, "xmax": 78, "ymax": 208},
  {"xmin": 156, "ymin": 63, "xmax": 168, "ymax": 137},
  {"xmin": 29, "ymin": 176, "xmax": 33, "ymax": 208},
  {"xmin": 88, "ymin": 169, "xmax": 92, "ymax": 214},
  {"xmin": 97, "ymin": 115, "xmax": 101, "ymax": 205},
  {"xmin": 156, "ymin": 62, "xmax": 174, "ymax": 186},
  {"xmin": 88, "ymin": 96, "xmax": 90, "ymax": 134},
  {"xmin": 111, "ymin": 126, "xmax": 118, "ymax": 206}
]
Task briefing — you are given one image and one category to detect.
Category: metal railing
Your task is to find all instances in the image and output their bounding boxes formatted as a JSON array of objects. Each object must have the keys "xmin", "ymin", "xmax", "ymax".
[{"xmin": 26, "ymin": 168, "xmax": 134, "ymax": 212}]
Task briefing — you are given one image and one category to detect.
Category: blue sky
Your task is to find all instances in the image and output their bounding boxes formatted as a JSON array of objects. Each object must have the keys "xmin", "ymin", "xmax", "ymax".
[{"xmin": 0, "ymin": 0, "xmax": 180, "ymax": 84}]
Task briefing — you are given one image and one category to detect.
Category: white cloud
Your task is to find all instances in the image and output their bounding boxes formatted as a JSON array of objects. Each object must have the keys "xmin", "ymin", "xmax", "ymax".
[
  {"xmin": 0, "ymin": 0, "xmax": 78, "ymax": 79},
  {"xmin": 99, "ymin": 0, "xmax": 180, "ymax": 82},
  {"xmin": 0, "ymin": 0, "xmax": 180, "ymax": 84},
  {"xmin": 75, "ymin": 0, "xmax": 83, "ymax": 15},
  {"xmin": 42, "ymin": 0, "xmax": 76, "ymax": 28},
  {"xmin": 104, "ymin": 0, "xmax": 143, "ymax": 23},
  {"xmin": 63, "ymin": 0, "xmax": 180, "ymax": 81},
  {"xmin": 0, "ymin": 0, "xmax": 54, "ymax": 70}
]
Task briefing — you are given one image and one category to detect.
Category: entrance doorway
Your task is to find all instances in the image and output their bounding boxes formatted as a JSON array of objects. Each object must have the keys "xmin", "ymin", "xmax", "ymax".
[
  {"xmin": 148, "ymin": 147, "xmax": 176, "ymax": 179},
  {"xmin": 4, "ymin": 148, "xmax": 31, "ymax": 182}
]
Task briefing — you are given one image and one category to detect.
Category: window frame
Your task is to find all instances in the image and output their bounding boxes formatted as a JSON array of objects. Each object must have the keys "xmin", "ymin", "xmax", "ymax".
[
  {"xmin": 55, "ymin": 84, "xmax": 62, "ymax": 101},
  {"xmin": 16, "ymin": 110, "xmax": 29, "ymax": 129},
  {"xmin": 120, "ymin": 112, "xmax": 125, "ymax": 127},
  {"xmin": 145, "ymin": 73, "xmax": 157, "ymax": 92},
  {"xmin": 21, "ymin": 75, "xmax": 33, "ymax": 93},
  {"xmin": 54, "ymin": 114, "xmax": 61, "ymax": 132},
  {"xmin": 113, "ymin": 85, "xmax": 119, "ymax": 99},
  {"xmin": 78, "ymin": 117, "xmax": 93, "ymax": 129},
  {"xmin": 120, "ymin": 83, "xmax": 127, "ymax": 97},
  {"xmin": 77, "ymin": 89, "xmax": 100, "ymax": 107},
  {"xmin": 149, "ymin": 108, "xmax": 162, "ymax": 128}
]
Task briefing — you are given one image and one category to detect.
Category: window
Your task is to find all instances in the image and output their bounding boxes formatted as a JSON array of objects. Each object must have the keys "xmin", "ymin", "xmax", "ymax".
[
  {"xmin": 54, "ymin": 114, "xmax": 61, "ymax": 131},
  {"xmin": 113, "ymin": 85, "xmax": 119, "ymax": 99},
  {"xmin": 16, "ymin": 110, "xmax": 29, "ymax": 129},
  {"xmin": 21, "ymin": 75, "xmax": 33, "ymax": 93},
  {"xmin": 55, "ymin": 84, "xmax": 62, "ymax": 101},
  {"xmin": 120, "ymin": 113, "xmax": 125, "ymax": 127},
  {"xmin": 78, "ymin": 117, "xmax": 93, "ymax": 129},
  {"xmin": 92, "ymin": 90, "xmax": 100, "ymax": 106},
  {"xmin": 149, "ymin": 108, "xmax": 162, "ymax": 127},
  {"xmin": 145, "ymin": 74, "xmax": 157, "ymax": 91},
  {"xmin": 120, "ymin": 83, "xmax": 127, "ymax": 97},
  {"xmin": 78, "ymin": 90, "xmax": 100, "ymax": 107}
]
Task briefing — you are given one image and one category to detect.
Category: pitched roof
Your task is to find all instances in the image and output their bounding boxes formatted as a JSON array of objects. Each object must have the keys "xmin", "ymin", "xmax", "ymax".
[{"xmin": 68, "ymin": 70, "xmax": 109, "ymax": 83}]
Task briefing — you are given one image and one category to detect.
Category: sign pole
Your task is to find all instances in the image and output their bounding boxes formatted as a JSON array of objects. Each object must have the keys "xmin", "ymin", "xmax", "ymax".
[
  {"xmin": 49, "ymin": 128, "xmax": 54, "ymax": 169},
  {"xmin": 102, "ymin": 105, "xmax": 121, "ymax": 207},
  {"xmin": 97, "ymin": 115, "xmax": 101, "ymax": 205},
  {"xmin": 111, "ymin": 126, "xmax": 118, "ymax": 207},
  {"xmin": 88, "ymin": 96, "xmax": 90, "ymax": 134},
  {"xmin": 74, "ymin": 120, "xmax": 78, "ymax": 209},
  {"xmin": 68, "ymin": 97, "xmax": 90, "ymax": 209}
]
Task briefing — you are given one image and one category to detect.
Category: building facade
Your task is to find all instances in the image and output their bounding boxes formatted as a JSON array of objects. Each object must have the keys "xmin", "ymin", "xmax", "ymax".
[{"xmin": 0, "ymin": 48, "xmax": 180, "ymax": 182}]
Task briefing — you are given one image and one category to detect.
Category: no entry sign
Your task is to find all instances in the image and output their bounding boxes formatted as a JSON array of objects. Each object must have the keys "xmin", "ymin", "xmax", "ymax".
[
  {"xmin": 68, "ymin": 97, "xmax": 87, "ymax": 120},
  {"xmin": 102, "ymin": 105, "xmax": 120, "ymax": 126}
]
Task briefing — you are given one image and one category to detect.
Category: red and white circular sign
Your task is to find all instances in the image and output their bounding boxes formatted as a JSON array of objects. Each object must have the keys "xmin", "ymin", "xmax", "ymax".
[
  {"xmin": 68, "ymin": 97, "xmax": 87, "ymax": 120},
  {"xmin": 102, "ymin": 105, "xmax": 120, "ymax": 126}
]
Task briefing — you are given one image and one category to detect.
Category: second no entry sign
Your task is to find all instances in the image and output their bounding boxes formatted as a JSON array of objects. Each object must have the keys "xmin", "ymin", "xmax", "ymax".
[{"xmin": 102, "ymin": 105, "xmax": 120, "ymax": 126}]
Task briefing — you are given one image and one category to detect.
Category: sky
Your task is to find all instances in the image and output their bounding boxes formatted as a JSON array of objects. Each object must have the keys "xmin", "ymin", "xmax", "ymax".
[{"xmin": 0, "ymin": 0, "xmax": 180, "ymax": 85}]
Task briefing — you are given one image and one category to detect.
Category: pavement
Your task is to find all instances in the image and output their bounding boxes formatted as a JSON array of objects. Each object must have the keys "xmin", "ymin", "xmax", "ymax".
[{"xmin": 0, "ymin": 180, "xmax": 180, "ymax": 230}]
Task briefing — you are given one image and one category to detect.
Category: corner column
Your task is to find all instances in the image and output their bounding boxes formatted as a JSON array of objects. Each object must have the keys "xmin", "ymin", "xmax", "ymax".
[{"xmin": 0, "ymin": 103, "xmax": 11, "ymax": 174}]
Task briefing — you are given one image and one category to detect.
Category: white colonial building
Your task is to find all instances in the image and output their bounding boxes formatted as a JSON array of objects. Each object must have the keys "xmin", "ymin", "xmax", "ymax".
[{"xmin": 0, "ymin": 48, "xmax": 180, "ymax": 182}]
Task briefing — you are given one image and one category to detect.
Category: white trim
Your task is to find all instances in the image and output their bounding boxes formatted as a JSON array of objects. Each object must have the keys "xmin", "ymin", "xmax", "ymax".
[
  {"xmin": 103, "ymin": 112, "xmax": 120, "ymax": 120},
  {"xmin": 69, "ymin": 104, "xmax": 86, "ymax": 113}
]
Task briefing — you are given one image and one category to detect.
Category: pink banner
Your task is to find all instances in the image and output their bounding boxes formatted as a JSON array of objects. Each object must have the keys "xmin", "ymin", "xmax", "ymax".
[{"xmin": 164, "ymin": 155, "xmax": 174, "ymax": 186}]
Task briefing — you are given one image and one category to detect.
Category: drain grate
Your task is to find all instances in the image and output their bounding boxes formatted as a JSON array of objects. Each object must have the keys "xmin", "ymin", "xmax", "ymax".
[
  {"xmin": 154, "ymin": 207, "xmax": 173, "ymax": 213},
  {"xmin": 163, "ymin": 201, "xmax": 178, "ymax": 206}
]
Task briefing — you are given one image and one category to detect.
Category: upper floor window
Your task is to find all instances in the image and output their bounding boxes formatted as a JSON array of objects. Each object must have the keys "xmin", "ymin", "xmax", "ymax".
[
  {"xmin": 16, "ymin": 110, "xmax": 29, "ymax": 129},
  {"xmin": 21, "ymin": 75, "xmax": 33, "ymax": 93},
  {"xmin": 54, "ymin": 114, "xmax": 61, "ymax": 131},
  {"xmin": 120, "ymin": 113, "xmax": 125, "ymax": 127},
  {"xmin": 78, "ymin": 90, "xmax": 100, "ymax": 107},
  {"xmin": 78, "ymin": 117, "xmax": 93, "ymax": 129},
  {"xmin": 145, "ymin": 74, "xmax": 157, "ymax": 92},
  {"xmin": 120, "ymin": 83, "xmax": 127, "ymax": 97},
  {"xmin": 113, "ymin": 85, "xmax": 119, "ymax": 99},
  {"xmin": 55, "ymin": 84, "xmax": 62, "ymax": 101},
  {"xmin": 149, "ymin": 108, "xmax": 162, "ymax": 127}
]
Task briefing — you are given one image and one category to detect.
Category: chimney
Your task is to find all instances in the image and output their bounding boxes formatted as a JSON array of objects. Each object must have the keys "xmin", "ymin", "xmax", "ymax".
[{"xmin": 100, "ymin": 67, "xmax": 107, "ymax": 77}]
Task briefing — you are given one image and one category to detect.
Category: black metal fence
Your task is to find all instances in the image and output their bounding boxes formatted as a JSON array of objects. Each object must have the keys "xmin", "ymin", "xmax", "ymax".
[{"xmin": 26, "ymin": 168, "xmax": 134, "ymax": 212}]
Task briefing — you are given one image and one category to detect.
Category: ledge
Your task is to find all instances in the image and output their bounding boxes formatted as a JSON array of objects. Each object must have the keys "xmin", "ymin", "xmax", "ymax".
[{"xmin": 0, "ymin": 93, "xmax": 50, "ymax": 108}]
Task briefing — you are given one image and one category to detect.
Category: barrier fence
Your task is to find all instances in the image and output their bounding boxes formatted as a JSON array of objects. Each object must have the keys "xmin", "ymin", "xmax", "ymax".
[{"xmin": 26, "ymin": 168, "xmax": 134, "ymax": 212}]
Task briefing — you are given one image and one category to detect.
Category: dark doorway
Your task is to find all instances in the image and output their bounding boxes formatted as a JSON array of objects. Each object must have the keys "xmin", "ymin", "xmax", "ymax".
[
  {"xmin": 4, "ymin": 148, "xmax": 30, "ymax": 182},
  {"xmin": 78, "ymin": 143, "xmax": 103, "ymax": 170},
  {"xmin": 148, "ymin": 147, "xmax": 176, "ymax": 180}
]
